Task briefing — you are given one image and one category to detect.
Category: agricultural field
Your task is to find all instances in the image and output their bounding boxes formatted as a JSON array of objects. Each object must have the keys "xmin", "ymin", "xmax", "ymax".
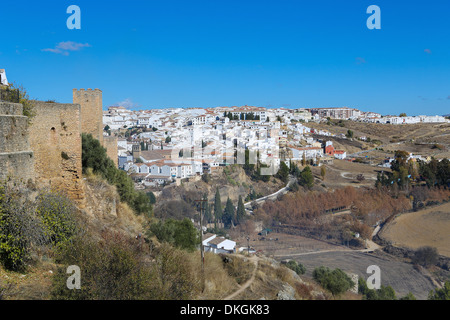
[
  {"xmin": 379, "ymin": 202, "xmax": 450, "ymax": 257},
  {"xmin": 279, "ymin": 251, "xmax": 436, "ymax": 300},
  {"xmin": 311, "ymin": 159, "xmax": 389, "ymax": 189}
]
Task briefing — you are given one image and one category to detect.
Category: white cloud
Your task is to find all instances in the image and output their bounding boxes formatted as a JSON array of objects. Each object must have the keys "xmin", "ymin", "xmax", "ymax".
[
  {"xmin": 42, "ymin": 41, "xmax": 91, "ymax": 56},
  {"xmin": 116, "ymin": 98, "xmax": 140, "ymax": 109}
]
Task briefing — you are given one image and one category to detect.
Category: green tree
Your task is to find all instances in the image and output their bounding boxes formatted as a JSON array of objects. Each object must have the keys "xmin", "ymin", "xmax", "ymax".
[
  {"xmin": 222, "ymin": 198, "xmax": 235, "ymax": 229},
  {"xmin": 214, "ymin": 188, "xmax": 223, "ymax": 225},
  {"xmin": 132, "ymin": 191, "xmax": 154, "ymax": 218},
  {"xmin": 299, "ymin": 166, "xmax": 314, "ymax": 189},
  {"xmin": 346, "ymin": 130, "xmax": 354, "ymax": 139},
  {"xmin": 236, "ymin": 195, "xmax": 246, "ymax": 225},
  {"xmin": 276, "ymin": 161, "xmax": 289, "ymax": 183},
  {"xmin": 202, "ymin": 194, "xmax": 213, "ymax": 223},
  {"xmin": 428, "ymin": 281, "xmax": 450, "ymax": 300},
  {"xmin": 391, "ymin": 150, "xmax": 410, "ymax": 172}
]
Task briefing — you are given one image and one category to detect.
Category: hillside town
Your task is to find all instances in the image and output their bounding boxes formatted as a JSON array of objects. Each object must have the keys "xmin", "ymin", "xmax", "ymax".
[
  {"xmin": 103, "ymin": 104, "xmax": 449, "ymax": 188},
  {"xmin": 2, "ymin": 0, "xmax": 450, "ymax": 306}
]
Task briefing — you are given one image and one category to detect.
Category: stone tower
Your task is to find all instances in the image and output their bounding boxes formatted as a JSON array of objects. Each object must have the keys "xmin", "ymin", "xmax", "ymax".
[
  {"xmin": 73, "ymin": 88, "xmax": 103, "ymax": 145},
  {"xmin": 132, "ymin": 144, "xmax": 141, "ymax": 160}
]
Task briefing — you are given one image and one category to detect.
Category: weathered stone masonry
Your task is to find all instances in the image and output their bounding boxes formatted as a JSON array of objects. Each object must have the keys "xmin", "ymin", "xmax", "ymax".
[
  {"xmin": 73, "ymin": 88, "xmax": 118, "ymax": 167},
  {"xmin": 0, "ymin": 101, "xmax": 35, "ymax": 182},
  {"xmin": 73, "ymin": 88, "xmax": 104, "ymax": 145},
  {"xmin": 28, "ymin": 101, "xmax": 85, "ymax": 205},
  {"xmin": 1, "ymin": 88, "xmax": 116, "ymax": 208}
]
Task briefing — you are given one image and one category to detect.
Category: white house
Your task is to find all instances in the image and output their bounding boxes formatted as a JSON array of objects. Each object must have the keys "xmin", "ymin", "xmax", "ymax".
[
  {"xmin": 202, "ymin": 234, "xmax": 236, "ymax": 254},
  {"xmin": 0, "ymin": 69, "xmax": 8, "ymax": 86},
  {"xmin": 333, "ymin": 150, "xmax": 347, "ymax": 160},
  {"xmin": 289, "ymin": 146, "xmax": 324, "ymax": 161}
]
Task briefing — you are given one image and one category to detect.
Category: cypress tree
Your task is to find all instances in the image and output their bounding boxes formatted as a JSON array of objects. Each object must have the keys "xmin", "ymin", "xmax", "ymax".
[
  {"xmin": 223, "ymin": 197, "xmax": 235, "ymax": 229},
  {"xmin": 236, "ymin": 195, "xmax": 246, "ymax": 225},
  {"xmin": 214, "ymin": 188, "xmax": 222, "ymax": 225}
]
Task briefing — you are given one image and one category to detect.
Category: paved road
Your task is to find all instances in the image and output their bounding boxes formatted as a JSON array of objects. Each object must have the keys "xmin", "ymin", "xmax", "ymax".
[{"xmin": 244, "ymin": 177, "xmax": 296, "ymax": 210}]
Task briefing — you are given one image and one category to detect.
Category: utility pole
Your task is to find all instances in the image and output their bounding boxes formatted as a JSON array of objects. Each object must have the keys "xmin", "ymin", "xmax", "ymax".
[
  {"xmin": 195, "ymin": 199, "xmax": 207, "ymax": 292},
  {"xmin": 247, "ymin": 235, "xmax": 250, "ymax": 256}
]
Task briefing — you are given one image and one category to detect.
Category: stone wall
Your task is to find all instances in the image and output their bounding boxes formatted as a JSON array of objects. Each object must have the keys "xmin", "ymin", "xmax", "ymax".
[
  {"xmin": 73, "ymin": 88, "xmax": 103, "ymax": 145},
  {"xmin": 0, "ymin": 101, "xmax": 35, "ymax": 183},
  {"xmin": 28, "ymin": 101, "xmax": 85, "ymax": 206},
  {"xmin": 73, "ymin": 88, "xmax": 118, "ymax": 166}
]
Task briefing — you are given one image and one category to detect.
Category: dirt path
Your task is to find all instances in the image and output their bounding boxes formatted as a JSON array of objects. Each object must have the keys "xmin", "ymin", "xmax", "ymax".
[{"xmin": 223, "ymin": 255, "xmax": 259, "ymax": 300}]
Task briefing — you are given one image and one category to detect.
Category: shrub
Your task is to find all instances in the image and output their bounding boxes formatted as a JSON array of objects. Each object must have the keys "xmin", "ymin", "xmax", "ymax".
[
  {"xmin": 35, "ymin": 191, "xmax": 78, "ymax": 248},
  {"xmin": 358, "ymin": 277, "xmax": 397, "ymax": 300},
  {"xmin": 9, "ymin": 83, "xmax": 36, "ymax": 123},
  {"xmin": 152, "ymin": 243, "xmax": 200, "ymax": 299},
  {"xmin": 286, "ymin": 260, "xmax": 306, "ymax": 275},
  {"xmin": 0, "ymin": 184, "xmax": 45, "ymax": 271},
  {"xmin": 147, "ymin": 218, "xmax": 200, "ymax": 252},
  {"xmin": 312, "ymin": 266, "xmax": 354, "ymax": 297},
  {"xmin": 400, "ymin": 292, "xmax": 417, "ymax": 300},
  {"xmin": 81, "ymin": 133, "xmax": 152, "ymax": 216},
  {"xmin": 412, "ymin": 246, "xmax": 439, "ymax": 267},
  {"xmin": 51, "ymin": 231, "xmax": 157, "ymax": 300}
]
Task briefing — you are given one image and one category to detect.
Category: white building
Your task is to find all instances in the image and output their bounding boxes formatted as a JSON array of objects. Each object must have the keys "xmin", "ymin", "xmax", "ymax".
[
  {"xmin": 0, "ymin": 69, "xmax": 8, "ymax": 86},
  {"xmin": 202, "ymin": 233, "xmax": 236, "ymax": 254},
  {"xmin": 289, "ymin": 146, "xmax": 324, "ymax": 161}
]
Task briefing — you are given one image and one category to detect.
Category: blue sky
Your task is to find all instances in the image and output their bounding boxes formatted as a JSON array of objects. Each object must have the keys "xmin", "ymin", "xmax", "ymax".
[{"xmin": 1, "ymin": 0, "xmax": 449, "ymax": 115}]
